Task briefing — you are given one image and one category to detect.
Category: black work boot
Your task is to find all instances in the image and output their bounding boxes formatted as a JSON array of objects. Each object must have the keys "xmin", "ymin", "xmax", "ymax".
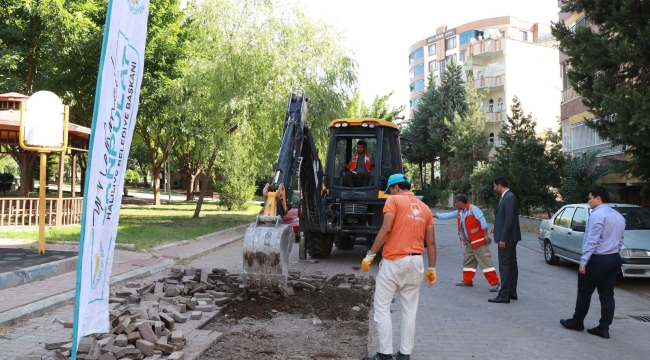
[
  {"xmin": 362, "ymin": 353, "xmax": 394, "ymax": 360},
  {"xmin": 396, "ymin": 351, "xmax": 410, "ymax": 360}
]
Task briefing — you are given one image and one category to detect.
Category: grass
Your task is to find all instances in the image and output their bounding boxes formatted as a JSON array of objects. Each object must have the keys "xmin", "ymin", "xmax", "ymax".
[{"xmin": 0, "ymin": 201, "xmax": 258, "ymax": 250}]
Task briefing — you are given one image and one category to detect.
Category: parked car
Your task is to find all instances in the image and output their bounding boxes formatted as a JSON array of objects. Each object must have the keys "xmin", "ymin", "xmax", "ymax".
[{"xmin": 538, "ymin": 203, "xmax": 650, "ymax": 278}]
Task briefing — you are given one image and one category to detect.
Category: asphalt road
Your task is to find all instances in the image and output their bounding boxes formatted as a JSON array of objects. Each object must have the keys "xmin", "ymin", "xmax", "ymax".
[{"xmin": 193, "ymin": 216, "xmax": 650, "ymax": 359}]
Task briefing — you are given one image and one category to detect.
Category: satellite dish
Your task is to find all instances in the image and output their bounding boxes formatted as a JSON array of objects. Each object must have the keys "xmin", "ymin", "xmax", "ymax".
[{"xmin": 484, "ymin": 29, "xmax": 492, "ymax": 39}]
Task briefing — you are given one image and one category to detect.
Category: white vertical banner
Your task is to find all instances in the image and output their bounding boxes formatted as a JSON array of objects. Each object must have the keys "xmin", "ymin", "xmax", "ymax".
[{"xmin": 71, "ymin": 0, "xmax": 149, "ymax": 356}]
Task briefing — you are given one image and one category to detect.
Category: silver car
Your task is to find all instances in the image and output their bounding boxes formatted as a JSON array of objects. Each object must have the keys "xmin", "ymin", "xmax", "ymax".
[{"xmin": 538, "ymin": 204, "xmax": 650, "ymax": 278}]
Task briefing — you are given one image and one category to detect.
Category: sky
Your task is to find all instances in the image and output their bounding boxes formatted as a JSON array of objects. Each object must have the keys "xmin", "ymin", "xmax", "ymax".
[{"xmin": 300, "ymin": 0, "xmax": 561, "ymax": 116}]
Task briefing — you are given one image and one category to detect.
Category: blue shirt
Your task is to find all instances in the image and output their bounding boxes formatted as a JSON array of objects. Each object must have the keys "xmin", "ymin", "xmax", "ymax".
[
  {"xmin": 437, "ymin": 205, "xmax": 488, "ymax": 241},
  {"xmin": 581, "ymin": 204, "xmax": 626, "ymax": 266}
]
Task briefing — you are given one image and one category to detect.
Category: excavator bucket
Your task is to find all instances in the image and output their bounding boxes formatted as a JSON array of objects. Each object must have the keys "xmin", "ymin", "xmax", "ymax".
[{"xmin": 242, "ymin": 215, "xmax": 294, "ymax": 295}]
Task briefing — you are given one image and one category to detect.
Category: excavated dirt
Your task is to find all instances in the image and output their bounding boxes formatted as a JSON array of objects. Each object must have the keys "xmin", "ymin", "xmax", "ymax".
[{"xmin": 201, "ymin": 287, "xmax": 371, "ymax": 359}]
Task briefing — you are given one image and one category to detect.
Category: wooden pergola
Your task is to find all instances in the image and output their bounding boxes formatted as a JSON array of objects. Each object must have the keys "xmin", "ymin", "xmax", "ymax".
[{"xmin": 0, "ymin": 92, "xmax": 90, "ymax": 227}]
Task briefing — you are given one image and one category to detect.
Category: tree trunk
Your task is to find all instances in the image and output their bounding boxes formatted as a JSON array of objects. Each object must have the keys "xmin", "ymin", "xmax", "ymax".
[
  {"xmin": 419, "ymin": 161, "xmax": 424, "ymax": 188},
  {"xmin": 186, "ymin": 171, "xmax": 196, "ymax": 201},
  {"xmin": 430, "ymin": 161, "xmax": 435, "ymax": 184},
  {"xmin": 152, "ymin": 167, "xmax": 161, "ymax": 205},
  {"xmin": 193, "ymin": 148, "xmax": 218, "ymax": 218}
]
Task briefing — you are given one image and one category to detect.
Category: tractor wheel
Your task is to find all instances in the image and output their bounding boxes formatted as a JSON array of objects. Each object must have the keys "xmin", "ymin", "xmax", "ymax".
[
  {"xmin": 334, "ymin": 234, "xmax": 355, "ymax": 250},
  {"xmin": 307, "ymin": 232, "xmax": 333, "ymax": 258}
]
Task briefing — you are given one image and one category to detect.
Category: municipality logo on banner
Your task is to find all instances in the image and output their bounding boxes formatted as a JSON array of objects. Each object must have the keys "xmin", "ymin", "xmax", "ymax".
[{"xmin": 71, "ymin": 0, "xmax": 149, "ymax": 355}]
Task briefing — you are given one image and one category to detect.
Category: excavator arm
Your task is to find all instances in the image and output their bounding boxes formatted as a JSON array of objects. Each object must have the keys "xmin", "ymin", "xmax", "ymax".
[{"xmin": 243, "ymin": 92, "xmax": 325, "ymax": 295}]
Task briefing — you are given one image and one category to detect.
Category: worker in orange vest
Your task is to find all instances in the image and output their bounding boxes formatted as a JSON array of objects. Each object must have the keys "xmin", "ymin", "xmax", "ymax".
[
  {"xmin": 341, "ymin": 140, "xmax": 374, "ymax": 187},
  {"xmin": 434, "ymin": 194, "xmax": 500, "ymax": 292}
]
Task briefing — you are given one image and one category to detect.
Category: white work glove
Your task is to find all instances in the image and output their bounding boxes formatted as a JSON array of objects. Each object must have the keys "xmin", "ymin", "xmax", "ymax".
[{"xmin": 361, "ymin": 251, "xmax": 376, "ymax": 272}]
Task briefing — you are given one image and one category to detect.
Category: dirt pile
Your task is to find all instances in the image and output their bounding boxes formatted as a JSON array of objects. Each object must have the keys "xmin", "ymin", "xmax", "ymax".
[{"xmin": 201, "ymin": 270, "xmax": 374, "ymax": 360}]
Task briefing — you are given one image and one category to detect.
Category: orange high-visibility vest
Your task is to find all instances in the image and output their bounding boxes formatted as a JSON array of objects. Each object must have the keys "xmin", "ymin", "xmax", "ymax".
[
  {"xmin": 457, "ymin": 203, "xmax": 486, "ymax": 248},
  {"xmin": 350, "ymin": 152, "xmax": 372, "ymax": 172}
]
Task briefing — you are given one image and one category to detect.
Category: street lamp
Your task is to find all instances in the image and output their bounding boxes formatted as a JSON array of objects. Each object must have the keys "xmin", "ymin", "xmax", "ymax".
[{"xmin": 19, "ymin": 91, "xmax": 69, "ymax": 254}]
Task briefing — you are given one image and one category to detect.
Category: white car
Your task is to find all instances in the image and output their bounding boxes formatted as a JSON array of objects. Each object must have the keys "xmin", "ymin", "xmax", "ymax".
[{"xmin": 538, "ymin": 204, "xmax": 650, "ymax": 278}]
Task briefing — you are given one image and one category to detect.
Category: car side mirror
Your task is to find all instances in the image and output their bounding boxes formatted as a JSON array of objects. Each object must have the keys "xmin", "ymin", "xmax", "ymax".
[{"xmin": 572, "ymin": 225, "xmax": 586, "ymax": 232}]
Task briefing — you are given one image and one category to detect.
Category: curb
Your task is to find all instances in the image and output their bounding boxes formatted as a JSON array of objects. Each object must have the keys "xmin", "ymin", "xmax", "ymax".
[
  {"xmin": 0, "ymin": 256, "xmax": 78, "ymax": 291},
  {"xmin": 175, "ymin": 234, "xmax": 245, "ymax": 261},
  {"xmin": 0, "ymin": 230, "xmax": 247, "ymax": 326},
  {"xmin": 47, "ymin": 241, "xmax": 136, "ymax": 251},
  {"xmin": 0, "ymin": 258, "xmax": 175, "ymax": 326},
  {"xmin": 367, "ymin": 308, "xmax": 378, "ymax": 356},
  {"xmin": 150, "ymin": 224, "xmax": 249, "ymax": 252}
]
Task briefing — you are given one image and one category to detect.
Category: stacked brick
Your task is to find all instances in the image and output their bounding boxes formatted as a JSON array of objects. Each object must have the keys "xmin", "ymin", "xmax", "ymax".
[{"xmin": 44, "ymin": 266, "xmax": 237, "ymax": 359}]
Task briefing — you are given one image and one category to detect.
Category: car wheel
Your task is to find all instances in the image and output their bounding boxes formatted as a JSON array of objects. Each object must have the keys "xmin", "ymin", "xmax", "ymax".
[{"xmin": 544, "ymin": 240, "xmax": 560, "ymax": 265}]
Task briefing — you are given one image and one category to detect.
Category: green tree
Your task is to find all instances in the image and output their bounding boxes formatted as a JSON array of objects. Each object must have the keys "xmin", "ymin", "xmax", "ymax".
[
  {"xmin": 0, "ymin": 0, "xmax": 106, "ymax": 195},
  {"xmin": 405, "ymin": 73, "xmax": 440, "ymax": 184},
  {"xmin": 431, "ymin": 57, "xmax": 467, "ymax": 170},
  {"xmin": 470, "ymin": 161, "xmax": 498, "ymax": 209},
  {"xmin": 185, "ymin": 0, "xmax": 356, "ymax": 217},
  {"xmin": 445, "ymin": 79, "xmax": 490, "ymax": 193},
  {"xmin": 492, "ymin": 97, "xmax": 564, "ymax": 217},
  {"xmin": 346, "ymin": 91, "xmax": 405, "ymax": 122},
  {"xmin": 551, "ymin": 0, "xmax": 650, "ymax": 187},
  {"xmin": 560, "ymin": 150, "xmax": 614, "ymax": 205},
  {"xmin": 135, "ymin": 0, "xmax": 193, "ymax": 205},
  {"xmin": 127, "ymin": 136, "xmax": 151, "ymax": 187}
]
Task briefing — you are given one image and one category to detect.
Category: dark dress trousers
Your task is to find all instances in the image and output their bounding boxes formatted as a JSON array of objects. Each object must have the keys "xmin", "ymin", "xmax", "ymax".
[{"xmin": 493, "ymin": 190, "xmax": 521, "ymax": 299}]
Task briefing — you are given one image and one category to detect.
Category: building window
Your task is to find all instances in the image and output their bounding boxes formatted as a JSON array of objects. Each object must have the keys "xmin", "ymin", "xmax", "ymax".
[
  {"xmin": 570, "ymin": 16, "xmax": 589, "ymax": 31},
  {"xmin": 520, "ymin": 30, "xmax": 528, "ymax": 42},
  {"xmin": 489, "ymin": 133, "xmax": 495, "ymax": 145},
  {"xmin": 428, "ymin": 44, "xmax": 436, "ymax": 56},
  {"xmin": 488, "ymin": 99, "xmax": 494, "ymax": 112},
  {"xmin": 439, "ymin": 60, "xmax": 446, "ymax": 77},
  {"xmin": 410, "ymin": 96, "xmax": 422, "ymax": 109},
  {"xmin": 429, "ymin": 60, "xmax": 437, "ymax": 72},
  {"xmin": 409, "ymin": 48, "xmax": 424, "ymax": 64},
  {"xmin": 497, "ymin": 98, "xmax": 504, "ymax": 111},
  {"xmin": 445, "ymin": 37, "xmax": 457, "ymax": 50},
  {"xmin": 412, "ymin": 80, "xmax": 424, "ymax": 92},
  {"xmin": 459, "ymin": 30, "xmax": 476, "ymax": 45},
  {"xmin": 562, "ymin": 62, "xmax": 570, "ymax": 89},
  {"xmin": 459, "ymin": 49, "xmax": 467, "ymax": 63},
  {"xmin": 414, "ymin": 63, "xmax": 424, "ymax": 77}
]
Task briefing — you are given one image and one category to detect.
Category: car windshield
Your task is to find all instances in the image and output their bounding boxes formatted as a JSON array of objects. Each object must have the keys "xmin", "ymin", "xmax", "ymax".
[{"xmin": 612, "ymin": 207, "xmax": 650, "ymax": 230}]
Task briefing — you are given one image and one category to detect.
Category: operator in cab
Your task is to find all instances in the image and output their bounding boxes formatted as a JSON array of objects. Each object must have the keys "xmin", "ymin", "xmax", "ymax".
[{"xmin": 341, "ymin": 140, "xmax": 375, "ymax": 187}]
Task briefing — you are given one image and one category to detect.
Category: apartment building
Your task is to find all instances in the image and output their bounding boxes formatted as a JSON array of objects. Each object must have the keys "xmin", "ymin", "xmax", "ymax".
[
  {"xmin": 407, "ymin": 16, "xmax": 560, "ymax": 153},
  {"xmin": 558, "ymin": 7, "xmax": 648, "ymax": 207}
]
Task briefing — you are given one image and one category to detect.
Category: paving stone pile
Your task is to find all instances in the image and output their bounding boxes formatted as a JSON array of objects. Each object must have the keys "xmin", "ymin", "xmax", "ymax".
[
  {"xmin": 39, "ymin": 266, "xmax": 374, "ymax": 359},
  {"xmin": 285, "ymin": 269, "xmax": 375, "ymax": 294},
  {"xmin": 43, "ymin": 266, "xmax": 238, "ymax": 360}
]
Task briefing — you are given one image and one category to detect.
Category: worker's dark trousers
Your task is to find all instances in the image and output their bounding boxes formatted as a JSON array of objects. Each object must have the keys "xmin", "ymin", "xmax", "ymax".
[
  {"xmin": 572, "ymin": 253, "xmax": 622, "ymax": 330},
  {"xmin": 345, "ymin": 171, "xmax": 370, "ymax": 187}
]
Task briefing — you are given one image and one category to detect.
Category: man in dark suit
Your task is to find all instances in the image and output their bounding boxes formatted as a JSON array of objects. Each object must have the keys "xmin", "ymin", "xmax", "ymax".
[{"xmin": 488, "ymin": 176, "xmax": 521, "ymax": 304}]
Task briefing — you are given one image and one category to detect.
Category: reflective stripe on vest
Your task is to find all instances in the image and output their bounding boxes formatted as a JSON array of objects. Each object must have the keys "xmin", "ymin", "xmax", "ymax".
[
  {"xmin": 350, "ymin": 152, "xmax": 372, "ymax": 172},
  {"xmin": 457, "ymin": 204, "xmax": 486, "ymax": 248}
]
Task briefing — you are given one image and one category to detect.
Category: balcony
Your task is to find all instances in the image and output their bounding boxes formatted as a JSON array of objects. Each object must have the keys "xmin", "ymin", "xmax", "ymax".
[
  {"xmin": 566, "ymin": 121, "xmax": 626, "ymax": 157},
  {"xmin": 562, "ymin": 86, "xmax": 579, "ymax": 103},
  {"xmin": 568, "ymin": 143, "xmax": 626, "ymax": 157},
  {"xmin": 474, "ymin": 74, "xmax": 505, "ymax": 91},
  {"xmin": 480, "ymin": 105, "xmax": 506, "ymax": 122},
  {"xmin": 471, "ymin": 38, "xmax": 503, "ymax": 58}
]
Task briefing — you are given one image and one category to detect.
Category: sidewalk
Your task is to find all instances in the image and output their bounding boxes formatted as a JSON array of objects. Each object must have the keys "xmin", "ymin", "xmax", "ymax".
[{"xmin": 0, "ymin": 225, "xmax": 248, "ymax": 326}]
